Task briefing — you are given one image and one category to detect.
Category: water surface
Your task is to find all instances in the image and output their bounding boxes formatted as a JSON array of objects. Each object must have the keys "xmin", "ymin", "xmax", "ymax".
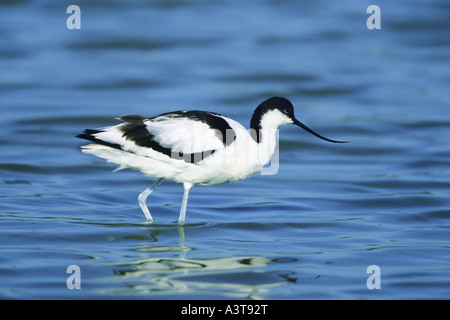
[{"xmin": 1, "ymin": 0, "xmax": 449, "ymax": 299}]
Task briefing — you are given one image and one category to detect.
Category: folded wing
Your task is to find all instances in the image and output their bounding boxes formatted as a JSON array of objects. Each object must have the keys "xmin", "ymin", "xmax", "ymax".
[{"xmin": 77, "ymin": 111, "xmax": 236, "ymax": 164}]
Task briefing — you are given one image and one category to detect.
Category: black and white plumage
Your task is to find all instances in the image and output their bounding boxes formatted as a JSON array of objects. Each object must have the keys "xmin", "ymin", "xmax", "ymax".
[{"xmin": 76, "ymin": 97, "xmax": 345, "ymax": 224}]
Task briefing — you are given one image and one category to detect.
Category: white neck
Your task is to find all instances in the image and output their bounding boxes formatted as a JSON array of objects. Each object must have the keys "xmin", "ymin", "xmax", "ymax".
[
  {"xmin": 251, "ymin": 109, "xmax": 291, "ymax": 166},
  {"xmin": 256, "ymin": 127, "xmax": 279, "ymax": 166}
]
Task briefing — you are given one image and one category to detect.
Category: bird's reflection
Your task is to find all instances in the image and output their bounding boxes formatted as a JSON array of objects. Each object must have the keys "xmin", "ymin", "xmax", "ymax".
[{"xmin": 103, "ymin": 224, "xmax": 296, "ymax": 299}]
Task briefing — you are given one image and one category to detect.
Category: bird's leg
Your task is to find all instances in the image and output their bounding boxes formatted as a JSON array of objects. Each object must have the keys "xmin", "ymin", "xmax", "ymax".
[
  {"xmin": 178, "ymin": 182, "xmax": 193, "ymax": 225},
  {"xmin": 138, "ymin": 178, "xmax": 165, "ymax": 222}
]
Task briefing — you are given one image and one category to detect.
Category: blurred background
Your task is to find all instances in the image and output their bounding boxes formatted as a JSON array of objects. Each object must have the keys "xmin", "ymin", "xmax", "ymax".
[{"xmin": 0, "ymin": 0, "xmax": 449, "ymax": 299}]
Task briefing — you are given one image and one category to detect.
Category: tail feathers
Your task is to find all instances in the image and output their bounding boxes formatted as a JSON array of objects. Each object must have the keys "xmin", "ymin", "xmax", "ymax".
[
  {"xmin": 76, "ymin": 129, "xmax": 122, "ymax": 150},
  {"xmin": 80, "ymin": 144, "xmax": 182, "ymax": 179},
  {"xmin": 112, "ymin": 164, "xmax": 127, "ymax": 172}
]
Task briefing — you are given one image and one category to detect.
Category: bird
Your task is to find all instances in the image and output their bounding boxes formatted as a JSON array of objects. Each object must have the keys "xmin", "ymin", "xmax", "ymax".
[{"xmin": 76, "ymin": 97, "xmax": 346, "ymax": 224}]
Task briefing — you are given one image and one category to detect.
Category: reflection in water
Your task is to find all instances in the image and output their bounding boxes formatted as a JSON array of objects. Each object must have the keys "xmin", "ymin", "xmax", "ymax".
[{"xmin": 101, "ymin": 226, "xmax": 296, "ymax": 299}]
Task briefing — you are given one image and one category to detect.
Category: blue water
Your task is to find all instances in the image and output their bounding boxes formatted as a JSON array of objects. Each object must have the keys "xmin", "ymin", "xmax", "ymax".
[{"xmin": 1, "ymin": 0, "xmax": 449, "ymax": 299}]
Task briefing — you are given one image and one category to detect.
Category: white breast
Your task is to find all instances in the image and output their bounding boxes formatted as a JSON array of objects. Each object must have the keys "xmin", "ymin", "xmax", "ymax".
[{"xmin": 174, "ymin": 117, "xmax": 277, "ymax": 186}]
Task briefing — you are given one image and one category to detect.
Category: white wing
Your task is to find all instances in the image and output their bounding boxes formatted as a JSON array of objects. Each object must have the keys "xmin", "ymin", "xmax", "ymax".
[
  {"xmin": 78, "ymin": 111, "xmax": 237, "ymax": 164},
  {"xmin": 145, "ymin": 114, "xmax": 226, "ymax": 154}
]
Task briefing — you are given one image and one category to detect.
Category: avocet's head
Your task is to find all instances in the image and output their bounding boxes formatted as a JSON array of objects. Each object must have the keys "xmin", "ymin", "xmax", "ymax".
[{"xmin": 251, "ymin": 97, "xmax": 346, "ymax": 143}]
